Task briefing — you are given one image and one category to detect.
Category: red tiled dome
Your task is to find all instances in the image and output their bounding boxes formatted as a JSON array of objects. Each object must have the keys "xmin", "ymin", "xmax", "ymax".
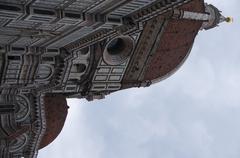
[
  {"xmin": 122, "ymin": 0, "xmax": 205, "ymax": 88},
  {"xmin": 38, "ymin": 95, "xmax": 69, "ymax": 149},
  {"xmin": 143, "ymin": 0, "xmax": 205, "ymax": 81}
]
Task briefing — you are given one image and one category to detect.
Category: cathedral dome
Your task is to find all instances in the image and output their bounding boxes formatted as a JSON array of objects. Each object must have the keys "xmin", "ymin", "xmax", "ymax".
[
  {"xmin": 143, "ymin": 20, "xmax": 202, "ymax": 83},
  {"xmin": 143, "ymin": 0, "xmax": 205, "ymax": 83},
  {"xmin": 38, "ymin": 95, "xmax": 69, "ymax": 149},
  {"xmin": 121, "ymin": 0, "xmax": 206, "ymax": 88}
]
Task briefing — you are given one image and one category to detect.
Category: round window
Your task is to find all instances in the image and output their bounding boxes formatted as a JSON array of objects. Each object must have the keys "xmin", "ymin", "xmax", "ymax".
[{"xmin": 103, "ymin": 36, "xmax": 134, "ymax": 65}]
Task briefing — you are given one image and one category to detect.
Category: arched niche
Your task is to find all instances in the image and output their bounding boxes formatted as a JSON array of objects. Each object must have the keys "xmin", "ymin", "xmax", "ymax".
[
  {"xmin": 15, "ymin": 95, "xmax": 31, "ymax": 122},
  {"xmin": 35, "ymin": 64, "xmax": 54, "ymax": 82},
  {"xmin": 80, "ymin": 47, "xmax": 89, "ymax": 55},
  {"xmin": 0, "ymin": 94, "xmax": 30, "ymax": 122},
  {"xmin": 9, "ymin": 133, "xmax": 28, "ymax": 153},
  {"xmin": 71, "ymin": 63, "xmax": 87, "ymax": 74}
]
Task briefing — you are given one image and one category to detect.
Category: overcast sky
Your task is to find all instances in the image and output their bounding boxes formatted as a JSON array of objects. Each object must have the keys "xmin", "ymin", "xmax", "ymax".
[{"xmin": 39, "ymin": 0, "xmax": 240, "ymax": 158}]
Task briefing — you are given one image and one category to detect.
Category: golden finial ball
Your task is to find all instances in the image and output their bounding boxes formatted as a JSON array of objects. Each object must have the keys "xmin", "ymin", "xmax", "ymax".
[{"xmin": 226, "ymin": 17, "xmax": 233, "ymax": 23}]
